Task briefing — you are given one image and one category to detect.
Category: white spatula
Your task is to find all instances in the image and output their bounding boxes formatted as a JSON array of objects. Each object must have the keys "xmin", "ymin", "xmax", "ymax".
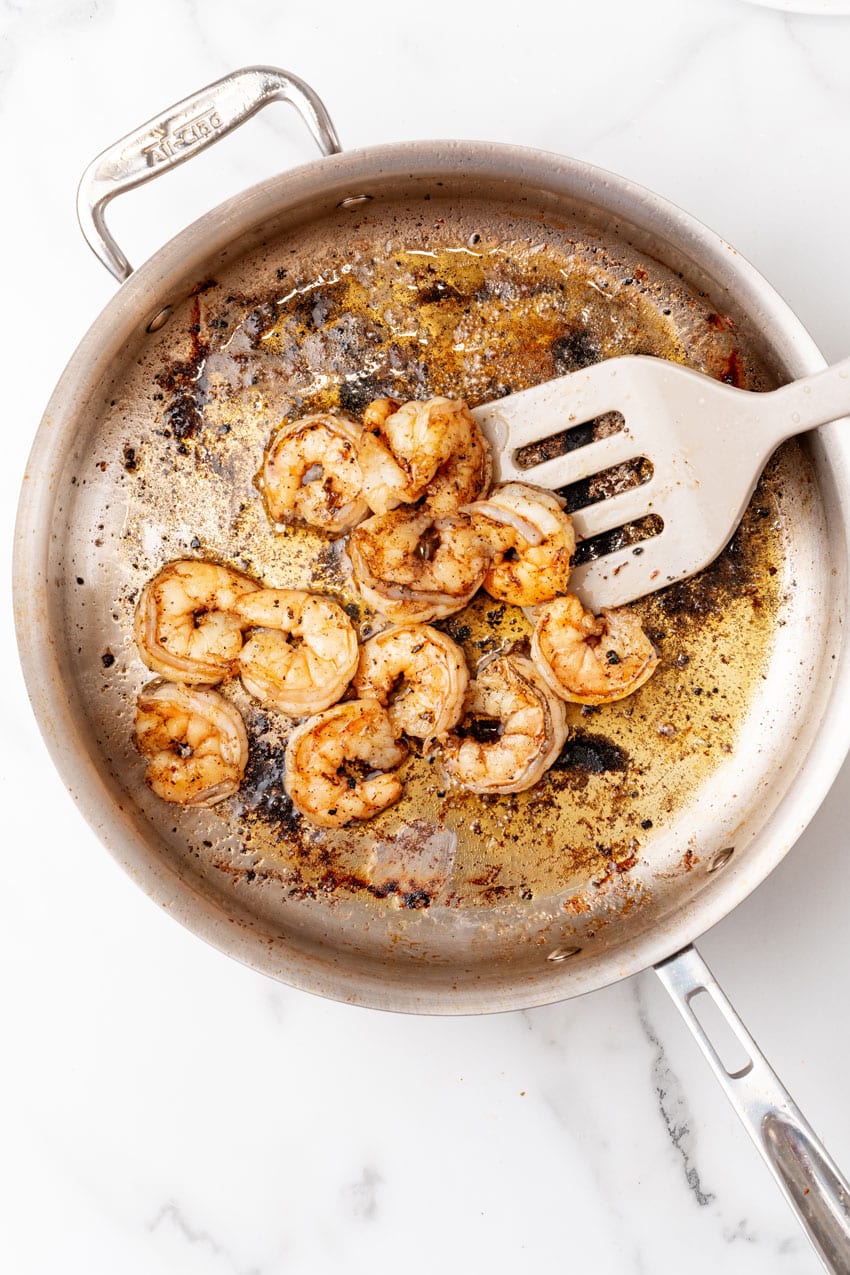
[{"xmin": 471, "ymin": 355, "xmax": 850, "ymax": 611}]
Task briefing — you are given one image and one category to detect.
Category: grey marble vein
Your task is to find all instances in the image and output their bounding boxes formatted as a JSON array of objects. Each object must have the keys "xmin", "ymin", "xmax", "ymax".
[
  {"xmin": 580, "ymin": 13, "xmax": 747, "ymax": 152},
  {"xmin": 723, "ymin": 1217, "xmax": 757, "ymax": 1244},
  {"xmin": 344, "ymin": 1165, "xmax": 383, "ymax": 1222},
  {"xmin": 636, "ymin": 982, "xmax": 816, "ymax": 1262},
  {"xmin": 264, "ymin": 986, "xmax": 287, "ymax": 1024},
  {"xmin": 149, "ymin": 1201, "xmax": 262, "ymax": 1275},
  {"xmin": 0, "ymin": 0, "xmax": 28, "ymax": 23},
  {"xmin": 0, "ymin": 0, "xmax": 113, "ymax": 112},
  {"xmin": 782, "ymin": 16, "xmax": 850, "ymax": 103},
  {"xmin": 633, "ymin": 980, "xmax": 715, "ymax": 1208}
]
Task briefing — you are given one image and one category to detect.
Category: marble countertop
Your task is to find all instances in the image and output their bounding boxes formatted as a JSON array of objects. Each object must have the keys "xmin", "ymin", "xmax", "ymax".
[{"xmin": 4, "ymin": 1, "xmax": 850, "ymax": 1270}]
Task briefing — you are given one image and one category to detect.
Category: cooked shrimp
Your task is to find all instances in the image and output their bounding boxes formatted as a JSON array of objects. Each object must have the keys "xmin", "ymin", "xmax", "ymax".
[
  {"xmin": 284, "ymin": 699, "xmax": 408, "ymax": 828},
  {"xmin": 467, "ymin": 482, "xmax": 576, "ymax": 606},
  {"xmin": 258, "ymin": 412, "xmax": 369, "ymax": 533},
  {"xmin": 134, "ymin": 560, "xmax": 259, "ymax": 685},
  {"xmin": 443, "ymin": 654, "xmax": 568, "ymax": 795},
  {"xmin": 532, "ymin": 594, "xmax": 659, "ymax": 705},
  {"xmin": 233, "ymin": 589, "xmax": 358, "ymax": 715},
  {"xmin": 349, "ymin": 507, "xmax": 492, "ymax": 623},
  {"xmin": 134, "ymin": 679, "xmax": 248, "ymax": 806},
  {"xmin": 353, "ymin": 624, "xmax": 469, "ymax": 741},
  {"xmin": 358, "ymin": 397, "xmax": 491, "ymax": 515}
]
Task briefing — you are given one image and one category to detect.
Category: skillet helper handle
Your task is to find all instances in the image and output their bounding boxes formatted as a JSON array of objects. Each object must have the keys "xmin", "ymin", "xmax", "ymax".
[
  {"xmin": 76, "ymin": 65, "xmax": 341, "ymax": 283},
  {"xmin": 656, "ymin": 945, "xmax": 850, "ymax": 1274}
]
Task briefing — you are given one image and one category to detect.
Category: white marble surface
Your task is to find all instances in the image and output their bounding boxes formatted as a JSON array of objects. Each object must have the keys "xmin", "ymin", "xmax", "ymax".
[{"xmin": 4, "ymin": 1, "xmax": 850, "ymax": 1271}]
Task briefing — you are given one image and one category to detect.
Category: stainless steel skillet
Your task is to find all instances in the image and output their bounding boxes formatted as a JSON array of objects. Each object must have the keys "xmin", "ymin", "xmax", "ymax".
[{"xmin": 13, "ymin": 67, "xmax": 850, "ymax": 1269}]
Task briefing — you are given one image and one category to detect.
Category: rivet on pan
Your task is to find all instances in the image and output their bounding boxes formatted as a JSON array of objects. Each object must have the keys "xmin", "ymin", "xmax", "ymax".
[
  {"xmin": 708, "ymin": 847, "xmax": 735, "ymax": 873},
  {"xmin": 146, "ymin": 305, "xmax": 173, "ymax": 334},
  {"xmin": 338, "ymin": 194, "xmax": 373, "ymax": 209},
  {"xmin": 547, "ymin": 945, "xmax": 582, "ymax": 963}
]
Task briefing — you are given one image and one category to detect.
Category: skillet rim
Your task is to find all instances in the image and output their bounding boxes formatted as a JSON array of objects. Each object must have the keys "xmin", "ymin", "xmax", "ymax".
[{"xmin": 14, "ymin": 138, "xmax": 850, "ymax": 1012}]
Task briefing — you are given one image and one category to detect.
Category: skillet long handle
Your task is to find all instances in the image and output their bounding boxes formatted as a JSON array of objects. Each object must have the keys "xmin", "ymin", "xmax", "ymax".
[
  {"xmin": 76, "ymin": 66, "xmax": 341, "ymax": 283},
  {"xmin": 655, "ymin": 945, "xmax": 850, "ymax": 1274}
]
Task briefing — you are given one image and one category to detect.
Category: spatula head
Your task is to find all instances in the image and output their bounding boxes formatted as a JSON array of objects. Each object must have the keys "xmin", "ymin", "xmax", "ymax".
[{"xmin": 471, "ymin": 356, "xmax": 769, "ymax": 610}]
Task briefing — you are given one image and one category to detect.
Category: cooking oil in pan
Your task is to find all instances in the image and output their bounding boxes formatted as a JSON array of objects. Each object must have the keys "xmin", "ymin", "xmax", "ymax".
[{"xmin": 85, "ymin": 200, "xmax": 792, "ymax": 914}]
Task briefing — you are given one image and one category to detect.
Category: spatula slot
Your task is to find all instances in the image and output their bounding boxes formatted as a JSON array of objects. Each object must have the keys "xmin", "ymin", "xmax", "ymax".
[
  {"xmin": 559, "ymin": 456, "xmax": 653, "ymax": 514},
  {"xmin": 572, "ymin": 513, "xmax": 664, "ymax": 567},
  {"xmin": 513, "ymin": 410, "xmax": 625, "ymax": 470}
]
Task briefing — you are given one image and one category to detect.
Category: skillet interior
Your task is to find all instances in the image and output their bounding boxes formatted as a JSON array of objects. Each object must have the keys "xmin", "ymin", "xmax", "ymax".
[{"xmin": 16, "ymin": 145, "xmax": 848, "ymax": 1010}]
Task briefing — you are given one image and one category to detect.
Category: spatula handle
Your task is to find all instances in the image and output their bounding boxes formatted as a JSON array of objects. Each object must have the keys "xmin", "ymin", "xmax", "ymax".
[
  {"xmin": 656, "ymin": 944, "xmax": 850, "ymax": 1274},
  {"xmin": 765, "ymin": 354, "xmax": 850, "ymax": 445}
]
